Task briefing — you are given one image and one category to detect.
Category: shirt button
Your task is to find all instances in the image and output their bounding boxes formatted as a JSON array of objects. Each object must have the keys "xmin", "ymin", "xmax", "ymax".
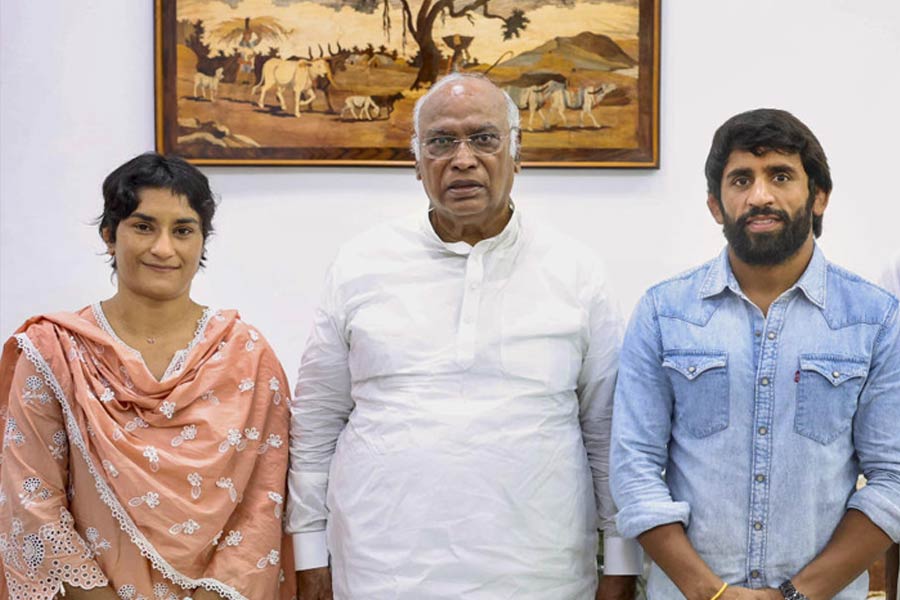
[
  {"xmin": 755, "ymin": 474, "xmax": 765, "ymax": 483},
  {"xmin": 687, "ymin": 366, "xmax": 696, "ymax": 374},
  {"xmin": 832, "ymin": 371, "xmax": 840, "ymax": 378},
  {"xmin": 753, "ymin": 522, "xmax": 763, "ymax": 530},
  {"xmin": 760, "ymin": 377, "xmax": 769, "ymax": 386},
  {"xmin": 754, "ymin": 330, "xmax": 761, "ymax": 337},
  {"xmin": 750, "ymin": 570, "xmax": 761, "ymax": 579},
  {"xmin": 758, "ymin": 426, "xmax": 768, "ymax": 435},
  {"xmin": 767, "ymin": 331, "xmax": 776, "ymax": 340}
]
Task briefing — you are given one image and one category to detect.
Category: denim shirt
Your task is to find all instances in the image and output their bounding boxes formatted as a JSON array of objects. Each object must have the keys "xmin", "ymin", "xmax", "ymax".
[{"xmin": 611, "ymin": 245, "xmax": 900, "ymax": 598}]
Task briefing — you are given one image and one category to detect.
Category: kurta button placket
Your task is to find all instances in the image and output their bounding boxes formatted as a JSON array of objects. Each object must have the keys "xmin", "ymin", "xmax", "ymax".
[{"xmin": 456, "ymin": 249, "xmax": 484, "ymax": 367}]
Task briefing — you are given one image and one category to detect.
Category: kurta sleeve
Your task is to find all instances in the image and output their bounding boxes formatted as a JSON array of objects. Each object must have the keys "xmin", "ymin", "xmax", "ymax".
[
  {"xmin": 286, "ymin": 264, "xmax": 354, "ymax": 571},
  {"xmin": 0, "ymin": 340, "xmax": 109, "ymax": 599},
  {"xmin": 576, "ymin": 271, "xmax": 642, "ymax": 575}
]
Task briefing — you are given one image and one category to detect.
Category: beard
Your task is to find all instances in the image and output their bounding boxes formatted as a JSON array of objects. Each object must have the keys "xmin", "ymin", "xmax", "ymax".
[{"xmin": 720, "ymin": 194, "xmax": 814, "ymax": 266}]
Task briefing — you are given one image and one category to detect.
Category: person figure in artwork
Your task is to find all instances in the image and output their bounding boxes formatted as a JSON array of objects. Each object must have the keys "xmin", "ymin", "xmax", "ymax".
[
  {"xmin": 236, "ymin": 26, "xmax": 260, "ymax": 86},
  {"xmin": 286, "ymin": 73, "xmax": 641, "ymax": 600},
  {"xmin": 0, "ymin": 153, "xmax": 295, "ymax": 599}
]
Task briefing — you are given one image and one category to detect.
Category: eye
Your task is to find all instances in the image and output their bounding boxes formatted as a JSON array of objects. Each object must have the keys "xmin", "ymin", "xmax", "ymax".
[
  {"xmin": 469, "ymin": 132, "xmax": 501, "ymax": 150},
  {"xmin": 773, "ymin": 172, "xmax": 791, "ymax": 183},
  {"xmin": 133, "ymin": 222, "xmax": 153, "ymax": 233},
  {"xmin": 731, "ymin": 176, "xmax": 750, "ymax": 187},
  {"xmin": 426, "ymin": 136, "xmax": 457, "ymax": 148},
  {"xmin": 174, "ymin": 226, "xmax": 196, "ymax": 237}
]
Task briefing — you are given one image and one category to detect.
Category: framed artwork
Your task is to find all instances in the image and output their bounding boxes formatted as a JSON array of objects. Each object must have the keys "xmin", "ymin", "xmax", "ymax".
[{"xmin": 155, "ymin": 0, "xmax": 660, "ymax": 167}]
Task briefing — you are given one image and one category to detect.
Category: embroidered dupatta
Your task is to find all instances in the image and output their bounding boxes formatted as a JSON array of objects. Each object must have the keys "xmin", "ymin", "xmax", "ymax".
[{"xmin": 0, "ymin": 306, "xmax": 294, "ymax": 600}]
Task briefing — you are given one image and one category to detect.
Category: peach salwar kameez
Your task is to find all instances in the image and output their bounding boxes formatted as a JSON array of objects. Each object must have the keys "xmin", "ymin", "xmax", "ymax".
[{"xmin": 0, "ymin": 305, "xmax": 295, "ymax": 600}]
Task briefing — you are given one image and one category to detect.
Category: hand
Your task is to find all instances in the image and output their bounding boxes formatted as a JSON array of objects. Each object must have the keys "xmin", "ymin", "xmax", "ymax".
[
  {"xmin": 298, "ymin": 566, "xmax": 333, "ymax": 600},
  {"xmin": 62, "ymin": 584, "xmax": 121, "ymax": 600},
  {"xmin": 191, "ymin": 589, "xmax": 222, "ymax": 600},
  {"xmin": 596, "ymin": 575, "xmax": 637, "ymax": 600}
]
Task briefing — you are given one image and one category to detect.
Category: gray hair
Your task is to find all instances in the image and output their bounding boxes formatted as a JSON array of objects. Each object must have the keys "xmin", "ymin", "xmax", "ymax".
[{"xmin": 410, "ymin": 72, "xmax": 520, "ymax": 161}]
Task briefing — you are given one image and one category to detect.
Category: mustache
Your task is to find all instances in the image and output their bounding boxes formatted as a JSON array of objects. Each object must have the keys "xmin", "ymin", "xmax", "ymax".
[{"xmin": 735, "ymin": 206, "xmax": 791, "ymax": 228}]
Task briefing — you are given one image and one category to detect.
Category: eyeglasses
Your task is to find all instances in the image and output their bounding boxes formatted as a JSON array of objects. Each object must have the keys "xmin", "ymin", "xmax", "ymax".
[{"xmin": 421, "ymin": 130, "xmax": 515, "ymax": 159}]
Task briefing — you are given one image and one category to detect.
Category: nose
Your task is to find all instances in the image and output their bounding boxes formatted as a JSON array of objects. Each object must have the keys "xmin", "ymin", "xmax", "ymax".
[
  {"xmin": 150, "ymin": 231, "xmax": 175, "ymax": 258},
  {"xmin": 449, "ymin": 139, "xmax": 478, "ymax": 169},
  {"xmin": 747, "ymin": 178, "xmax": 775, "ymax": 207}
]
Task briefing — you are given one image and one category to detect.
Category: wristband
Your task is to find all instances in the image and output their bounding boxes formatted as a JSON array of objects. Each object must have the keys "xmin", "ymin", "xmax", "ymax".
[{"xmin": 710, "ymin": 582, "xmax": 728, "ymax": 600}]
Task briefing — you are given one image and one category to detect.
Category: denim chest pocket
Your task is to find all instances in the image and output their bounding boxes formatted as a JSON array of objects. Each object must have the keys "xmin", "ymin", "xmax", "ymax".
[
  {"xmin": 794, "ymin": 354, "xmax": 867, "ymax": 445},
  {"xmin": 662, "ymin": 350, "xmax": 729, "ymax": 438}
]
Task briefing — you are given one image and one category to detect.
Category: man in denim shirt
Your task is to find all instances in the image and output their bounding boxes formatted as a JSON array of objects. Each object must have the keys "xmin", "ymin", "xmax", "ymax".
[{"xmin": 611, "ymin": 109, "xmax": 900, "ymax": 600}]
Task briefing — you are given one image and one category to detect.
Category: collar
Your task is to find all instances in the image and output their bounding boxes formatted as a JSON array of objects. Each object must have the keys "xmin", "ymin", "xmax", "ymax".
[
  {"xmin": 699, "ymin": 244, "xmax": 827, "ymax": 310},
  {"xmin": 420, "ymin": 203, "xmax": 521, "ymax": 256}
]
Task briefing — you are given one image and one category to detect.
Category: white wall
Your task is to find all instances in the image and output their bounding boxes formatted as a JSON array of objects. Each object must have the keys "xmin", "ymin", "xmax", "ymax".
[{"xmin": 2, "ymin": 1, "xmax": 899, "ymax": 387}]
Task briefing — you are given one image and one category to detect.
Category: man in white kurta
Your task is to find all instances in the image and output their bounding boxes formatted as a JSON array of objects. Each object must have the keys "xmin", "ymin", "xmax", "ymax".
[{"xmin": 286, "ymin": 73, "xmax": 641, "ymax": 600}]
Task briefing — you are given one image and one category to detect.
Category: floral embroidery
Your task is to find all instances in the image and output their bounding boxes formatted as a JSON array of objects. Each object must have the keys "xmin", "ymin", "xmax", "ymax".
[
  {"xmin": 143, "ymin": 446, "xmax": 160, "ymax": 472},
  {"xmin": 3, "ymin": 416, "xmax": 26, "ymax": 449},
  {"xmin": 245, "ymin": 329, "xmax": 260, "ymax": 351},
  {"xmin": 269, "ymin": 376, "xmax": 283, "ymax": 405},
  {"xmin": 256, "ymin": 549, "xmax": 280, "ymax": 569},
  {"xmin": 18, "ymin": 477, "xmax": 52, "ymax": 508},
  {"xmin": 100, "ymin": 387, "xmax": 115, "ymax": 403},
  {"xmin": 216, "ymin": 477, "xmax": 239, "ymax": 503},
  {"xmin": 159, "ymin": 401, "xmax": 176, "ymax": 419},
  {"xmin": 216, "ymin": 529, "xmax": 243, "ymax": 552},
  {"xmin": 268, "ymin": 491, "xmax": 284, "ymax": 518},
  {"xmin": 153, "ymin": 582, "xmax": 180, "ymax": 600},
  {"xmin": 85, "ymin": 527, "xmax": 111, "ymax": 558},
  {"xmin": 187, "ymin": 472, "xmax": 203, "ymax": 500},
  {"xmin": 49, "ymin": 429, "xmax": 68, "ymax": 460},
  {"xmin": 0, "ymin": 490, "xmax": 7, "ymax": 505},
  {"xmin": 257, "ymin": 433, "xmax": 283, "ymax": 455},
  {"xmin": 238, "ymin": 378, "xmax": 255, "ymax": 392},
  {"xmin": 128, "ymin": 491, "xmax": 161, "ymax": 509},
  {"xmin": 244, "ymin": 427, "xmax": 260, "ymax": 441},
  {"xmin": 22, "ymin": 375, "xmax": 50, "ymax": 405},
  {"xmin": 102, "ymin": 459, "xmax": 120, "ymax": 478},
  {"xmin": 119, "ymin": 365, "xmax": 135, "ymax": 390},
  {"xmin": 201, "ymin": 389, "xmax": 220, "ymax": 405},
  {"xmin": 210, "ymin": 530, "xmax": 223, "ymax": 547},
  {"xmin": 218, "ymin": 428, "xmax": 247, "ymax": 453},
  {"xmin": 171, "ymin": 424, "xmax": 197, "ymax": 447},
  {"xmin": 168, "ymin": 519, "xmax": 200, "ymax": 535},
  {"xmin": 211, "ymin": 341, "xmax": 227, "ymax": 362}
]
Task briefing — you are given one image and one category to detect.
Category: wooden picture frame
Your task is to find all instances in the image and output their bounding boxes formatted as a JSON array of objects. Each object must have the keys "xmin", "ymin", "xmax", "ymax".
[{"xmin": 155, "ymin": 0, "xmax": 660, "ymax": 167}]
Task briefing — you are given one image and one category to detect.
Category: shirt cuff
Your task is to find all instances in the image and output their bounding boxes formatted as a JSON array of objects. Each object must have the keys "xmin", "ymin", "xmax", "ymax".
[
  {"xmin": 602, "ymin": 536, "xmax": 643, "ymax": 575},
  {"xmin": 293, "ymin": 531, "xmax": 329, "ymax": 571}
]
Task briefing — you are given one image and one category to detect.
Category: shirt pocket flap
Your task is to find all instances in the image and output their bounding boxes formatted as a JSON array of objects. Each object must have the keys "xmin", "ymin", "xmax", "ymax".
[
  {"xmin": 662, "ymin": 351, "xmax": 727, "ymax": 381},
  {"xmin": 798, "ymin": 355, "xmax": 868, "ymax": 387}
]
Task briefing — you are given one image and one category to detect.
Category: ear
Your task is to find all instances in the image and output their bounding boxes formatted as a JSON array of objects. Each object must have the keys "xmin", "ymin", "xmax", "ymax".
[
  {"xmin": 415, "ymin": 162, "xmax": 422, "ymax": 180},
  {"xmin": 812, "ymin": 187, "xmax": 829, "ymax": 217},
  {"xmin": 101, "ymin": 227, "xmax": 115, "ymax": 254},
  {"xmin": 706, "ymin": 194, "xmax": 724, "ymax": 225}
]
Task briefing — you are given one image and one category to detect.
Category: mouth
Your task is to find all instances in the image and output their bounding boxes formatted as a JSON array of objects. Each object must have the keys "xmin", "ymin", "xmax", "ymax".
[
  {"xmin": 142, "ymin": 263, "xmax": 180, "ymax": 272},
  {"xmin": 742, "ymin": 215, "xmax": 783, "ymax": 233},
  {"xmin": 446, "ymin": 180, "xmax": 484, "ymax": 198}
]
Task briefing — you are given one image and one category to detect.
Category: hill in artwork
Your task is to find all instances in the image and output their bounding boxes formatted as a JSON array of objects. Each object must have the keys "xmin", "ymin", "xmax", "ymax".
[{"xmin": 499, "ymin": 31, "xmax": 637, "ymax": 72}]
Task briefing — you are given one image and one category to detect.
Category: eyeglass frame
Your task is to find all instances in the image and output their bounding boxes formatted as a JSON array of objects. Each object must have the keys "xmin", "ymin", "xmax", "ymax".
[{"xmin": 418, "ymin": 128, "xmax": 520, "ymax": 160}]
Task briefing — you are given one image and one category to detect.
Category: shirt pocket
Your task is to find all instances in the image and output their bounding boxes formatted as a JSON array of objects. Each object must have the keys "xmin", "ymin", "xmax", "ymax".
[
  {"xmin": 662, "ymin": 350, "xmax": 729, "ymax": 438},
  {"xmin": 794, "ymin": 354, "xmax": 867, "ymax": 445}
]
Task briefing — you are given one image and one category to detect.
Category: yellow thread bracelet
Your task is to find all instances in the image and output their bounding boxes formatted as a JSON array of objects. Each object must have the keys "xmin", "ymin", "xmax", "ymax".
[{"xmin": 710, "ymin": 582, "xmax": 728, "ymax": 600}]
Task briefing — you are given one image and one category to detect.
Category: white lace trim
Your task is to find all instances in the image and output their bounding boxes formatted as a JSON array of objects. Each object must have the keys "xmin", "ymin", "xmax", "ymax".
[
  {"xmin": 14, "ymin": 333, "xmax": 248, "ymax": 600},
  {"xmin": 90, "ymin": 303, "xmax": 216, "ymax": 382}
]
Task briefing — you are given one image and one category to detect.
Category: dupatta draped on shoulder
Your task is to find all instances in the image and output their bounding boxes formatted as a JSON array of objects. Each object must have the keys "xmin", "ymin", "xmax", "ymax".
[{"xmin": 0, "ymin": 306, "xmax": 294, "ymax": 600}]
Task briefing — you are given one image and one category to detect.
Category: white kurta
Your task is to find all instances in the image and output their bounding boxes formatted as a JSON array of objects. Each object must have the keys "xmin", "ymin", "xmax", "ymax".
[{"xmin": 287, "ymin": 210, "xmax": 641, "ymax": 599}]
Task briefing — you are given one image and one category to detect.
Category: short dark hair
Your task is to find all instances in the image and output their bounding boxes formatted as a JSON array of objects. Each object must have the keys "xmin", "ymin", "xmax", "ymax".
[
  {"xmin": 705, "ymin": 109, "xmax": 831, "ymax": 237},
  {"xmin": 98, "ymin": 153, "xmax": 216, "ymax": 269}
]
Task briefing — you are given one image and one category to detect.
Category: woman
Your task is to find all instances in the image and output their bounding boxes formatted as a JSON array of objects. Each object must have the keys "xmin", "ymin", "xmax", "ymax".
[{"xmin": 0, "ymin": 153, "xmax": 294, "ymax": 599}]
